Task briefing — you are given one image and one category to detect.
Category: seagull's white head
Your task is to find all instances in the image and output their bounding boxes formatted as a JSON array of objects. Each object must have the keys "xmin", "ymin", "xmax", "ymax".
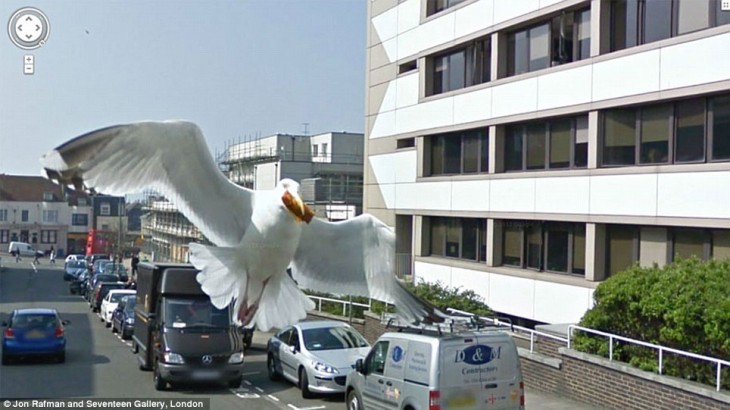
[{"xmin": 278, "ymin": 178, "xmax": 315, "ymax": 224}]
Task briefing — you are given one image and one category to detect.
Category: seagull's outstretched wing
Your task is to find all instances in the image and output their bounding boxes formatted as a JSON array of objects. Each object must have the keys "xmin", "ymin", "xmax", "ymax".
[
  {"xmin": 40, "ymin": 121, "xmax": 253, "ymax": 247},
  {"xmin": 290, "ymin": 214, "xmax": 442, "ymax": 324}
]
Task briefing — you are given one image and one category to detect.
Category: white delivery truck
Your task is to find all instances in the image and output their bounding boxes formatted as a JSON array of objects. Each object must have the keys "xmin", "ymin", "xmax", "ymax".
[
  {"xmin": 346, "ymin": 319, "xmax": 524, "ymax": 410},
  {"xmin": 8, "ymin": 242, "xmax": 42, "ymax": 257}
]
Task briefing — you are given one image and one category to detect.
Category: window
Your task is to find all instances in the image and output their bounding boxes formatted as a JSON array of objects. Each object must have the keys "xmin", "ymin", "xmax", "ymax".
[
  {"xmin": 427, "ymin": 0, "xmax": 468, "ymax": 16},
  {"xmin": 711, "ymin": 95, "xmax": 730, "ymax": 160},
  {"xmin": 312, "ymin": 144, "xmax": 318, "ymax": 157},
  {"xmin": 42, "ymin": 210, "xmax": 59, "ymax": 224},
  {"xmin": 507, "ymin": 8, "xmax": 591, "ymax": 77},
  {"xmin": 501, "ymin": 220, "xmax": 585, "ymax": 275},
  {"xmin": 78, "ymin": 198, "xmax": 88, "ymax": 206},
  {"xmin": 72, "ymin": 214, "xmax": 88, "ymax": 226},
  {"xmin": 606, "ymin": 225, "xmax": 639, "ymax": 276},
  {"xmin": 397, "ymin": 138, "xmax": 415, "ymax": 149},
  {"xmin": 504, "ymin": 115, "xmax": 588, "ymax": 172},
  {"xmin": 43, "ymin": 192, "xmax": 54, "ymax": 201},
  {"xmin": 611, "ymin": 0, "xmax": 728, "ymax": 52},
  {"xmin": 0, "ymin": 209, "xmax": 7, "ymax": 222},
  {"xmin": 429, "ymin": 217, "xmax": 487, "ymax": 262},
  {"xmin": 100, "ymin": 203, "xmax": 111, "ymax": 216},
  {"xmin": 669, "ymin": 228, "xmax": 730, "ymax": 261},
  {"xmin": 0, "ymin": 230, "xmax": 8, "ymax": 243},
  {"xmin": 21, "ymin": 210, "xmax": 28, "ymax": 222},
  {"xmin": 602, "ymin": 94, "xmax": 730, "ymax": 167},
  {"xmin": 365, "ymin": 341, "xmax": 390, "ymax": 374},
  {"xmin": 41, "ymin": 230, "xmax": 57, "ymax": 244},
  {"xmin": 322, "ymin": 143, "xmax": 328, "ymax": 158},
  {"xmin": 398, "ymin": 60, "xmax": 417, "ymax": 74},
  {"xmin": 428, "ymin": 129, "xmax": 488, "ymax": 175},
  {"xmin": 429, "ymin": 37, "xmax": 490, "ymax": 96}
]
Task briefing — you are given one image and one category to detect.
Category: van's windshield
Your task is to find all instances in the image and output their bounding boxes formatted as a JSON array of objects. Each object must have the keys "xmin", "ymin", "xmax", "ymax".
[{"xmin": 163, "ymin": 297, "xmax": 229, "ymax": 329}]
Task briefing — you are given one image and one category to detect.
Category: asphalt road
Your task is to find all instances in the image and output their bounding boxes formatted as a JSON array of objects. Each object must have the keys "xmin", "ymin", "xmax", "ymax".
[
  {"xmin": 0, "ymin": 256, "xmax": 599, "ymax": 409},
  {"xmin": 0, "ymin": 260, "xmax": 343, "ymax": 410}
]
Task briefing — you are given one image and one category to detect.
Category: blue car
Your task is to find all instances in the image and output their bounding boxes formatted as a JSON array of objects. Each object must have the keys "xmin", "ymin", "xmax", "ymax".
[{"xmin": 2, "ymin": 308, "xmax": 69, "ymax": 365}]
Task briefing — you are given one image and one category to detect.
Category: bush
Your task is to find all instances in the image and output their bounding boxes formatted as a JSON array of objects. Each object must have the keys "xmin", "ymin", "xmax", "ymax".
[
  {"xmin": 575, "ymin": 257, "xmax": 730, "ymax": 389},
  {"xmin": 304, "ymin": 280, "xmax": 493, "ymax": 320}
]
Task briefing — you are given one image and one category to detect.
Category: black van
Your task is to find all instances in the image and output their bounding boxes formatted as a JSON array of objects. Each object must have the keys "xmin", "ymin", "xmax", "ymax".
[{"xmin": 132, "ymin": 263, "xmax": 245, "ymax": 390}]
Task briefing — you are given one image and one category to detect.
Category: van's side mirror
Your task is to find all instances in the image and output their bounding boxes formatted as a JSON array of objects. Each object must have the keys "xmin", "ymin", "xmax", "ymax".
[
  {"xmin": 355, "ymin": 358, "xmax": 365, "ymax": 374},
  {"xmin": 289, "ymin": 344, "xmax": 297, "ymax": 354}
]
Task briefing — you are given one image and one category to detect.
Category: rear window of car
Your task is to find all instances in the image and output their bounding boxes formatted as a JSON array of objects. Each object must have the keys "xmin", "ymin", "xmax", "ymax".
[{"xmin": 12, "ymin": 314, "xmax": 57, "ymax": 328}]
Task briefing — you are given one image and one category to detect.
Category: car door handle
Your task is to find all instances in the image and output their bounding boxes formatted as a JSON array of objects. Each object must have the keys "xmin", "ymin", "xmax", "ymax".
[
  {"xmin": 385, "ymin": 381, "xmax": 393, "ymax": 386},
  {"xmin": 377, "ymin": 379, "xmax": 384, "ymax": 384},
  {"xmin": 484, "ymin": 383, "xmax": 498, "ymax": 389}
]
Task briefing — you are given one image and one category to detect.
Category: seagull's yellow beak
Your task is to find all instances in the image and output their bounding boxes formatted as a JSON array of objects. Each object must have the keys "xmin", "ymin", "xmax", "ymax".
[{"xmin": 282, "ymin": 190, "xmax": 315, "ymax": 224}]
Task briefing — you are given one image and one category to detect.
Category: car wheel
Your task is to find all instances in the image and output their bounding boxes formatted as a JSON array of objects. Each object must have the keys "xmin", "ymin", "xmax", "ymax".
[
  {"xmin": 57, "ymin": 352, "xmax": 65, "ymax": 364},
  {"xmin": 347, "ymin": 390, "xmax": 362, "ymax": 410},
  {"xmin": 267, "ymin": 355, "xmax": 280, "ymax": 381},
  {"xmin": 105, "ymin": 320, "xmax": 111, "ymax": 328},
  {"xmin": 299, "ymin": 367, "xmax": 313, "ymax": 399},
  {"xmin": 227, "ymin": 376, "xmax": 242, "ymax": 388},
  {"xmin": 153, "ymin": 360, "xmax": 167, "ymax": 391}
]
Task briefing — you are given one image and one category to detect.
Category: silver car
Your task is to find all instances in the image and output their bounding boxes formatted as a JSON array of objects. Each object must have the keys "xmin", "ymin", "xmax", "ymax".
[{"xmin": 266, "ymin": 320, "xmax": 370, "ymax": 398}]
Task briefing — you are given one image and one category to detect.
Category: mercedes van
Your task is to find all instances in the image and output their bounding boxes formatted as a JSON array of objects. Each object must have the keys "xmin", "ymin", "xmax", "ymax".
[
  {"xmin": 8, "ymin": 242, "xmax": 41, "ymax": 257},
  {"xmin": 345, "ymin": 328, "xmax": 524, "ymax": 410}
]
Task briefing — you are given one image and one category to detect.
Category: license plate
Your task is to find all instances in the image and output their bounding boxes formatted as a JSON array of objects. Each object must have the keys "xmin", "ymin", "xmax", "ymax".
[
  {"xmin": 25, "ymin": 330, "xmax": 45, "ymax": 339},
  {"xmin": 192, "ymin": 370, "xmax": 219, "ymax": 380}
]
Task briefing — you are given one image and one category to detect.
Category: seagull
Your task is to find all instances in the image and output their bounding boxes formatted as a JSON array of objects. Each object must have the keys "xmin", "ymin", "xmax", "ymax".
[{"xmin": 40, "ymin": 120, "xmax": 442, "ymax": 331}]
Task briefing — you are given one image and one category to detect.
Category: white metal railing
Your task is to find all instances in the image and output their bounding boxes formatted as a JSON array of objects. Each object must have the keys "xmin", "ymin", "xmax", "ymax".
[
  {"xmin": 445, "ymin": 308, "xmax": 569, "ymax": 353},
  {"xmin": 306, "ymin": 294, "xmax": 371, "ymax": 318},
  {"xmin": 568, "ymin": 324, "xmax": 730, "ymax": 392}
]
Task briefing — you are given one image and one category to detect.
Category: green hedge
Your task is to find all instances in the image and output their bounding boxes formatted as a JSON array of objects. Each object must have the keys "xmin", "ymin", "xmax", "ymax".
[{"xmin": 575, "ymin": 257, "xmax": 730, "ymax": 389}]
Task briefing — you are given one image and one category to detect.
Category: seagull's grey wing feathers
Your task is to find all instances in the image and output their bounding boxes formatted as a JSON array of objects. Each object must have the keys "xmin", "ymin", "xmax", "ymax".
[
  {"xmin": 291, "ymin": 214, "xmax": 442, "ymax": 324},
  {"xmin": 40, "ymin": 121, "xmax": 253, "ymax": 247}
]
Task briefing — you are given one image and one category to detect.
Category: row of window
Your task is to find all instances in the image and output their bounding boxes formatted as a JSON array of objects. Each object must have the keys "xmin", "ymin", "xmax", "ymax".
[
  {"xmin": 0, "ymin": 210, "xmax": 90, "ymax": 225},
  {"xmin": 0, "ymin": 230, "xmax": 58, "ymax": 244},
  {"xmin": 422, "ymin": 93, "xmax": 730, "ymax": 176},
  {"xmin": 426, "ymin": 217, "xmax": 730, "ymax": 278},
  {"xmin": 602, "ymin": 95, "xmax": 730, "ymax": 166},
  {"xmin": 424, "ymin": 1, "xmax": 730, "ymax": 96}
]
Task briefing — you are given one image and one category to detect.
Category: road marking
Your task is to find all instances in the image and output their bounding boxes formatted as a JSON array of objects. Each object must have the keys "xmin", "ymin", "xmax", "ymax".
[
  {"xmin": 254, "ymin": 386, "xmax": 264, "ymax": 393},
  {"xmin": 267, "ymin": 395, "xmax": 279, "ymax": 402},
  {"xmin": 299, "ymin": 407, "xmax": 326, "ymax": 410},
  {"xmin": 243, "ymin": 380, "xmax": 252, "ymax": 386},
  {"xmin": 241, "ymin": 371, "xmax": 260, "ymax": 376}
]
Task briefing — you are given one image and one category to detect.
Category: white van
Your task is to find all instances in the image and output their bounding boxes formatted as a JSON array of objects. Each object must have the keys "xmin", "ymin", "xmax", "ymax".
[
  {"xmin": 345, "ymin": 328, "xmax": 524, "ymax": 410},
  {"xmin": 8, "ymin": 242, "xmax": 41, "ymax": 257}
]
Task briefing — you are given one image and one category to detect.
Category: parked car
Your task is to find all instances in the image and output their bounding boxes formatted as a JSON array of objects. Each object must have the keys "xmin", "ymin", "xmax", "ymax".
[
  {"xmin": 64, "ymin": 254, "xmax": 86, "ymax": 264},
  {"xmin": 1, "ymin": 308, "xmax": 69, "ymax": 365},
  {"xmin": 90, "ymin": 282, "xmax": 127, "ymax": 313},
  {"xmin": 111, "ymin": 295, "xmax": 135, "ymax": 339},
  {"xmin": 345, "ymin": 325, "xmax": 524, "ymax": 410},
  {"xmin": 92, "ymin": 259, "xmax": 113, "ymax": 275},
  {"xmin": 267, "ymin": 321, "xmax": 370, "ymax": 398},
  {"xmin": 63, "ymin": 260, "xmax": 87, "ymax": 281},
  {"xmin": 86, "ymin": 273, "xmax": 120, "ymax": 303},
  {"xmin": 102, "ymin": 263, "xmax": 129, "ymax": 282},
  {"xmin": 69, "ymin": 269, "xmax": 90, "ymax": 295},
  {"xmin": 100, "ymin": 289, "xmax": 136, "ymax": 327}
]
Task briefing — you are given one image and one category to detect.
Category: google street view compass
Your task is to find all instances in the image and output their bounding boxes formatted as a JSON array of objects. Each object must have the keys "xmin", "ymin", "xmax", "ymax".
[{"xmin": 8, "ymin": 7, "xmax": 50, "ymax": 49}]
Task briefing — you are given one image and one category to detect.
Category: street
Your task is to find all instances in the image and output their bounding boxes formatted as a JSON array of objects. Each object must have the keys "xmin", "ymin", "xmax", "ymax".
[
  {"xmin": 0, "ymin": 260, "xmax": 341, "ymax": 410},
  {"xmin": 0, "ymin": 257, "xmax": 598, "ymax": 409}
]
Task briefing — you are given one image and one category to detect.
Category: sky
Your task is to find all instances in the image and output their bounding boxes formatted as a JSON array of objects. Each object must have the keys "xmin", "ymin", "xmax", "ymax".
[{"xmin": 0, "ymin": 0, "xmax": 367, "ymax": 176}]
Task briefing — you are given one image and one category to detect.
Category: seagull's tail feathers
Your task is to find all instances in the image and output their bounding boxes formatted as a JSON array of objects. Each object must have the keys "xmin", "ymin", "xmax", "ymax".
[
  {"xmin": 189, "ymin": 243, "xmax": 242, "ymax": 311},
  {"xmin": 392, "ymin": 280, "xmax": 447, "ymax": 325},
  {"xmin": 252, "ymin": 273, "xmax": 314, "ymax": 332}
]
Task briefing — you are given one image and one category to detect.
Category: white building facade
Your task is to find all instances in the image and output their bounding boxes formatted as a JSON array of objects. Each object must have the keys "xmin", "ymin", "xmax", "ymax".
[{"xmin": 365, "ymin": 0, "xmax": 730, "ymax": 324}]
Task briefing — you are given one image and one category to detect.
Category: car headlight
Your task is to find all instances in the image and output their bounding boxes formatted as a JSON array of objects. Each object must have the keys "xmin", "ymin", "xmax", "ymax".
[
  {"xmin": 312, "ymin": 361, "xmax": 339, "ymax": 374},
  {"xmin": 228, "ymin": 352, "xmax": 244, "ymax": 364},
  {"xmin": 125, "ymin": 318, "xmax": 134, "ymax": 324},
  {"xmin": 163, "ymin": 352, "xmax": 185, "ymax": 364}
]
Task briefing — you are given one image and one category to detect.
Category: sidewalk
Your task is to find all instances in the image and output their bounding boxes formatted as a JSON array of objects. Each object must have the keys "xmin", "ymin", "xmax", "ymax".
[{"xmin": 248, "ymin": 329, "xmax": 602, "ymax": 410}]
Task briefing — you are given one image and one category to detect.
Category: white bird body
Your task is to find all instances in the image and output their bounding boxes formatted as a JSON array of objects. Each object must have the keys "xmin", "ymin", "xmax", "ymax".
[{"xmin": 41, "ymin": 120, "xmax": 441, "ymax": 331}]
